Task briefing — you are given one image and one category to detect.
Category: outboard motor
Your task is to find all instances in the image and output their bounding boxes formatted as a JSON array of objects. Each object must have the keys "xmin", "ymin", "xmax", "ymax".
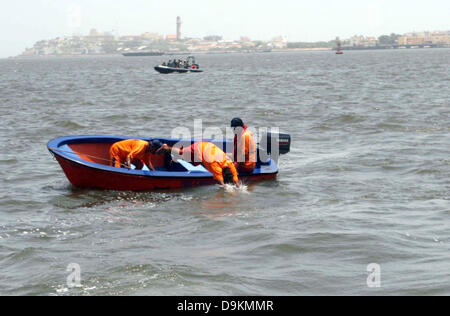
[{"xmin": 258, "ymin": 131, "xmax": 291, "ymax": 163}]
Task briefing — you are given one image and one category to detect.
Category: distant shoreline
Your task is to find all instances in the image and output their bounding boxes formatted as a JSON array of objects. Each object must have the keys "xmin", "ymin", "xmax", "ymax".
[{"xmin": 8, "ymin": 45, "xmax": 450, "ymax": 59}]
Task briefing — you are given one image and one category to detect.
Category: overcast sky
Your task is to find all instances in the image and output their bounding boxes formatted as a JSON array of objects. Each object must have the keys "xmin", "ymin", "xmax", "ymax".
[{"xmin": 1, "ymin": 0, "xmax": 449, "ymax": 57}]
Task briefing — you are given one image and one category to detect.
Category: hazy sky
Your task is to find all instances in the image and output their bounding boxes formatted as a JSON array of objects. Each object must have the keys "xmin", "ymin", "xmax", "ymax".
[{"xmin": 1, "ymin": 0, "xmax": 449, "ymax": 57}]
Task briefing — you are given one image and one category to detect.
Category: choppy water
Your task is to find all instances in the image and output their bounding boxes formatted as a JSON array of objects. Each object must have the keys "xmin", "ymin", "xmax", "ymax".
[{"xmin": 0, "ymin": 49, "xmax": 449, "ymax": 295}]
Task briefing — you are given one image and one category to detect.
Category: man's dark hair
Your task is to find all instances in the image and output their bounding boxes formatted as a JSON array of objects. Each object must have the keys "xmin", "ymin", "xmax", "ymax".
[{"xmin": 222, "ymin": 167, "xmax": 234, "ymax": 184}]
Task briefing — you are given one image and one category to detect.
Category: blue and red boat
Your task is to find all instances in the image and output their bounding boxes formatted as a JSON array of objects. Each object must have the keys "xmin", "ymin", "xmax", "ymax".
[{"xmin": 47, "ymin": 134, "xmax": 290, "ymax": 191}]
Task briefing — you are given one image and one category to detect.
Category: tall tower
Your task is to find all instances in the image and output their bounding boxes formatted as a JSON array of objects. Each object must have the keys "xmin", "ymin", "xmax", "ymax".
[{"xmin": 176, "ymin": 16, "xmax": 181, "ymax": 41}]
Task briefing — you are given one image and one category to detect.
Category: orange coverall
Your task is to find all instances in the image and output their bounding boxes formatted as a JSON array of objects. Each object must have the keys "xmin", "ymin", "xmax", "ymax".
[
  {"xmin": 234, "ymin": 128, "xmax": 256, "ymax": 173},
  {"xmin": 181, "ymin": 141, "xmax": 239, "ymax": 183},
  {"xmin": 109, "ymin": 139, "xmax": 152, "ymax": 168}
]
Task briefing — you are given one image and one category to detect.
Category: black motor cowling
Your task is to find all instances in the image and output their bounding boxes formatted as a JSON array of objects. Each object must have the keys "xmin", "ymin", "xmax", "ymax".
[{"xmin": 258, "ymin": 131, "xmax": 291, "ymax": 163}]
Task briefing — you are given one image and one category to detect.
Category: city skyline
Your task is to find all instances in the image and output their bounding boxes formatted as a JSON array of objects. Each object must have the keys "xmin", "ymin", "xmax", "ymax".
[{"xmin": 1, "ymin": 0, "xmax": 449, "ymax": 58}]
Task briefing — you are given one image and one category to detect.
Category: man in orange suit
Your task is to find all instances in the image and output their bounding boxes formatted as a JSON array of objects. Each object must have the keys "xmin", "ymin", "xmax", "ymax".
[
  {"xmin": 109, "ymin": 139, "xmax": 162, "ymax": 171},
  {"xmin": 231, "ymin": 118, "xmax": 256, "ymax": 173},
  {"xmin": 158, "ymin": 141, "xmax": 240, "ymax": 187}
]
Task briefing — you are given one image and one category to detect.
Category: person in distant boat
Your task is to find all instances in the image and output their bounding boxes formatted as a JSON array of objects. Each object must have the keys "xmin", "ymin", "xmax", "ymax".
[
  {"xmin": 157, "ymin": 141, "xmax": 240, "ymax": 187},
  {"xmin": 231, "ymin": 117, "xmax": 257, "ymax": 173},
  {"xmin": 109, "ymin": 139, "xmax": 162, "ymax": 171},
  {"xmin": 162, "ymin": 62, "xmax": 167, "ymax": 66}
]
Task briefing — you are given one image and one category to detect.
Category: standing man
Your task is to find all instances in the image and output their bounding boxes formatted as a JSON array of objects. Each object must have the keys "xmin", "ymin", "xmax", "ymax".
[{"xmin": 231, "ymin": 118, "xmax": 256, "ymax": 173}]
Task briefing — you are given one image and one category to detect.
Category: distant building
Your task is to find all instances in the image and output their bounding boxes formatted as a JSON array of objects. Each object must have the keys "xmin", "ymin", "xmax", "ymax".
[
  {"xmin": 397, "ymin": 31, "xmax": 450, "ymax": 45},
  {"xmin": 141, "ymin": 32, "xmax": 163, "ymax": 40},
  {"xmin": 166, "ymin": 34, "xmax": 177, "ymax": 41},
  {"xmin": 119, "ymin": 35, "xmax": 142, "ymax": 41},
  {"xmin": 347, "ymin": 35, "xmax": 377, "ymax": 47},
  {"xmin": 270, "ymin": 36, "xmax": 288, "ymax": 48},
  {"xmin": 203, "ymin": 35, "xmax": 222, "ymax": 41},
  {"xmin": 184, "ymin": 38, "xmax": 202, "ymax": 44},
  {"xmin": 89, "ymin": 29, "xmax": 101, "ymax": 37}
]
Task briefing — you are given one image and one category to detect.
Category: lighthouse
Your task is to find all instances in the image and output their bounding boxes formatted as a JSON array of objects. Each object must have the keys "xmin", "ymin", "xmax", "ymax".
[{"xmin": 176, "ymin": 16, "xmax": 181, "ymax": 41}]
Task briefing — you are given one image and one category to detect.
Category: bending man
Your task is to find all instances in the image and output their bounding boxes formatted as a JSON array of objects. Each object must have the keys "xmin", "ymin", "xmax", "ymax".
[
  {"xmin": 158, "ymin": 141, "xmax": 240, "ymax": 187},
  {"xmin": 109, "ymin": 139, "xmax": 162, "ymax": 171}
]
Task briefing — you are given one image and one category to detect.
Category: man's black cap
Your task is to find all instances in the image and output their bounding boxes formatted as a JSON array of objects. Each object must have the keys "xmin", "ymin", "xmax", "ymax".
[
  {"xmin": 231, "ymin": 117, "xmax": 244, "ymax": 128},
  {"xmin": 150, "ymin": 139, "xmax": 162, "ymax": 150}
]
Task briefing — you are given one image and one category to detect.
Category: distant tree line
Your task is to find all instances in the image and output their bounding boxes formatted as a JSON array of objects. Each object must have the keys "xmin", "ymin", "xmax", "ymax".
[{"xmin": 377, "ymin": 33, "xmax": 401, "ymax": 45}]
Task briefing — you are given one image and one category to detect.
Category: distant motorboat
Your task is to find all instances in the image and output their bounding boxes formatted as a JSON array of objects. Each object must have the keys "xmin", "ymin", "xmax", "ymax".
[
  {"xmin": 336, "ymin": 50, "xmax": 344, "ymax": 54},
  {"xmin": 154, "ymin": 56, "xmax": 203, "ymax": 74},
  {"xmin": 154, "ymin": 65, "xmax": 189, "ymax": 74},
  {"xmin": 122, "ymin": 51, "xmax": 164, "ymax": 57}
]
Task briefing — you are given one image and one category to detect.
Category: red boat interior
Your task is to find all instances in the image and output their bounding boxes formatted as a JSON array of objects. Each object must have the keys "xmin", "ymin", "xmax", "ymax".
[{"xmin": 68, "ymin": 142, "xmax": 166, "ymax": 167}]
